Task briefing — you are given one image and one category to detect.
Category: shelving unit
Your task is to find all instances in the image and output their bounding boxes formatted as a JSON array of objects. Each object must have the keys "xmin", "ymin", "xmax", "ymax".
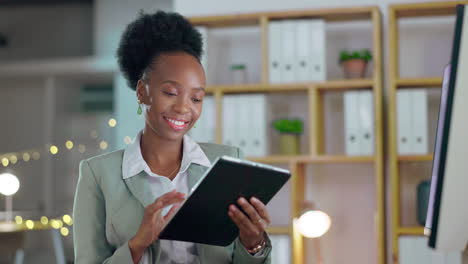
[
  {"xmin": 190, "ymin": 6, "xmax": 384, "ymax": 264},
  {"xmin": 388, "ymin": 1, "xmax": 468, "ymax": 263}
]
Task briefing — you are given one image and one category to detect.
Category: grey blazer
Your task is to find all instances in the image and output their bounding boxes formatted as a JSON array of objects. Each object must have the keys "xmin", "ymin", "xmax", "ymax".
[{"xmin": 73, "ymin": 143, "xmax": 272, "ymax": 264}]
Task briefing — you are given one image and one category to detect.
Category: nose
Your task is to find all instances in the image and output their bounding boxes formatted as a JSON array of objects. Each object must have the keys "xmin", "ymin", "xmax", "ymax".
[{"xmin": 173, "ymin": 95, "xmax": 190, "ymax": 114}]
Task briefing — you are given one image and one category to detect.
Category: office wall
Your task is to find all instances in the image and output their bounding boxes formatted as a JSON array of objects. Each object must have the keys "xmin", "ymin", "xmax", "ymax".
[
  {"xmin": 0, "ymin": 4, "xmax": 93, "ymax": 61},
  {"xmin": 94, "ymin": 0, "xmax": 173, "ymax": 57}
]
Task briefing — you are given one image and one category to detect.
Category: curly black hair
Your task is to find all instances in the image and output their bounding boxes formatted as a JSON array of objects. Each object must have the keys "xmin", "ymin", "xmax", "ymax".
[{"xmin": 116, "ymin": 10, "xmax": 203, "ymax": 90}]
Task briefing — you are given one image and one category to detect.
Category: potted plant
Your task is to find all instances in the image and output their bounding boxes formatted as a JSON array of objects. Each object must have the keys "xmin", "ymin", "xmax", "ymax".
[
  {"xmin": 272, "ymin": 118, "xmax": 303, "ymax": 155},
  {"xmin": 339, "ymin": 49, "xmax": 372, "ymax": 79}
]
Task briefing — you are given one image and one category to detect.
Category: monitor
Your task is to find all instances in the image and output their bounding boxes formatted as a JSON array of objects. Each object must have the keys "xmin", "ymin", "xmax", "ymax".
[{"xmin": 425, "ymin": 4, "xmax": 468, "ymax": 252}]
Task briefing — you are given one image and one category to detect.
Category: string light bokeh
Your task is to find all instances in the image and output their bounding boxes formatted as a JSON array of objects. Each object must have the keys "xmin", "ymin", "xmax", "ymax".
[
  {"xmin": 0, "ymin": 118, "xmax": 134, "ymax": 169},
  {"xmin": 0, "ymin": 118, "xmax": 133, "ymax": 238}
]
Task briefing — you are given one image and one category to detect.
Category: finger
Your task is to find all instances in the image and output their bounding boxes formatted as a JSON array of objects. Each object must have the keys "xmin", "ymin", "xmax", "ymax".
[
  {"xmin": 147, "ymin": 192, "xmax": 185, "ymax": 213},
  {"xmin": 163, "ymin": 204, "xmax": 181, "ymax": 222},
  {"xmin": 228, "ymin": 205, "xmax": 250, "ymax": 232},
  {"xmin": 250, "ymin": 197, "xmax": 271, "ymax": 225},
  {"xmin": 237, "ymin": 197, "xmax": 265, "ymax": 231},
  {"xmin": 157, "ymin": 191, "xmax": 186, "ymax": 205},
  {"xmin": 150, "ymin": 191, "xmax": 185, "ymax": 208},
  {"xmin": 229, "ymin": 204, "xmax": 261, "ymax": 236}
]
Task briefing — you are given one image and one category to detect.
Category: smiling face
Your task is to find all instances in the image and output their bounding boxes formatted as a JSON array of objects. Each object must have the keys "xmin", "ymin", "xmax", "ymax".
[{"xmin": 136, "ymin": 52, "xmax": 206, "ymax": 142}]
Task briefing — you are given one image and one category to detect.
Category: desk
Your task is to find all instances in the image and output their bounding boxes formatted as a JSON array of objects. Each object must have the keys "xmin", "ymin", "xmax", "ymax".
[{"xmin": 0, "ymin": 221, "xmax": 65, "ymax": 264}]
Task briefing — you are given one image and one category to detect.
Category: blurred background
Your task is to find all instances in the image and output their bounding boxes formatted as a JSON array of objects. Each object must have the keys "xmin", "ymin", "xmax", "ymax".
[{"xmin": 0, "ymin": 0, "xmax": 465, "ymax": 263}]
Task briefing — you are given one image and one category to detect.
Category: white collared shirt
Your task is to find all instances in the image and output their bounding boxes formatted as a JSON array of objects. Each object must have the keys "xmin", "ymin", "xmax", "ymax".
[{"xmin": 122, "ymin": 131, "xmax": 211, "ymax": 264}]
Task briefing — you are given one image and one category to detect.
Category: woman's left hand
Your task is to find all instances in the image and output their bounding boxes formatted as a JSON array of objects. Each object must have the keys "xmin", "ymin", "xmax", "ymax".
[{"xmin": 228, "ymin": 196, "xmax": 271, "ymax": 250}]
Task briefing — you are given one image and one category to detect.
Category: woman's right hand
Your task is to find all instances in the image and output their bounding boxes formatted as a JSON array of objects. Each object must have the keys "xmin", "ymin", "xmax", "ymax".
[{"xmin": 129, "ymin": 190, "xmax": 186, "ymax": 263}]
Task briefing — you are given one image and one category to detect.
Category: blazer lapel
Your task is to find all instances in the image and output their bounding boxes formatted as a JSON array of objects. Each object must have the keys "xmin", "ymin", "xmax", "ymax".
[
  {"xmin": 187, "ymin": 163, "xmax": 209, "ymax": 191},
  {"xmin": 124, "ymin": 171, "xmax": 154, "ymax": 208},
  {"xmin": 124, "ymin": 172, "xmax": 164, "ymax": 260}
]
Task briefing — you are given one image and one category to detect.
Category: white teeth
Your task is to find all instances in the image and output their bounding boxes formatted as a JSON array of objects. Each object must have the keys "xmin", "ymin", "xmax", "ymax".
[{"xmin": 166, "ymin": 118, "xmax": 185, "ymax": 126}]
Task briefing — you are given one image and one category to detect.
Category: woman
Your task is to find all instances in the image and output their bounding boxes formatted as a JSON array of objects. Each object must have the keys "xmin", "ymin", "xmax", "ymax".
[{"xmin": 73, "ymin": 10, "xmax": 272, "ymax": 264}]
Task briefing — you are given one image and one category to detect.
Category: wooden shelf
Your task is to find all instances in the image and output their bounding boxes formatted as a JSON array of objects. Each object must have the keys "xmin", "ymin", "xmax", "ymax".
[
  {"xmin": 315, "ymin": 78, "xmax": 374, "ymax": 90},
  {"xmin": 266, "ymin": 226, "xmax": 291, "ymax": 235},
  {"xmin": 391, "ymin": 1, "xmax": 468, "ymax": 18},
  {"xmin": 398, "ymin": 155, "xmax": 433, "ymax": 162},
  {"xmin": 210, "ymin": 83, "xmax": 309, "ymax": 93},
  {"xmin": 208, "ymin": 79, "xmax": 374, "ymax": 94},
  {"xmin": 248, "ymin": 155, "xmax": 375, "ymax": 164},
  {"xmin": 248, "ymin": 155, "xmax": 309, "ymax": 164},
  {"xmin": 265, "ymin": 6, "xmax": 377, "ymax": 22},
  {"xmin": 395, "ymin": 77, "xmax": 442, "ymax": 88},
  {"xmin": 398, "ymin": 226, "xmax": 425, "ymax": 236},
  {"xmin": 308, "ymin": 155, "xmax": 375, "ymax": 163},
  {"xmin": 189, "ymin": 6, "xmax": 377, "ymax": 28}
]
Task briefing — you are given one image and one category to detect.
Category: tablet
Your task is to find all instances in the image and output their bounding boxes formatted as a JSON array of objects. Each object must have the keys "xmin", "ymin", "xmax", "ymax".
[{"xmin": 158, "ymin": 156, "xmax": 291, "ymax": 246}]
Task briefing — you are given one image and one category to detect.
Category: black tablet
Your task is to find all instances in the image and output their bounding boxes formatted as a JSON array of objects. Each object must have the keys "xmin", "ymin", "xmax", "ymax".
[{"xmin": 158, "ymin": 156, "xmax": 291, "ymax": 246}]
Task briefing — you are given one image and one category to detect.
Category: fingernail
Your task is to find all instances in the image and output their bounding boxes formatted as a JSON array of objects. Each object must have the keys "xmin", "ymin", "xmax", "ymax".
[{"xmin": 251, "ymin": 197, "xmax": 258, "ymax": 203}]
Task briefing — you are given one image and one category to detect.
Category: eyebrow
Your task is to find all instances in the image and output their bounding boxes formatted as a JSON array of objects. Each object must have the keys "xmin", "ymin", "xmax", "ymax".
[{"xmin": 160, "ymin": 80, "xmax": 205, "ymax": 92}]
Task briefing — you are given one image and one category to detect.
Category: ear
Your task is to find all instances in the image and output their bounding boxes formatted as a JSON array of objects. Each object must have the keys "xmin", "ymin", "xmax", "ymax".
[{"xmin": 136, "ymin": 80, "xmax": 150, "ymax": 105}]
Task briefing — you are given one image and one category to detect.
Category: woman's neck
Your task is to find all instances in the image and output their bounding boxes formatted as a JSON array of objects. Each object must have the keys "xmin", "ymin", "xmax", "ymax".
[{"xmin": 140, "ymin": 127, "xmax": 183, "ymax": 177}]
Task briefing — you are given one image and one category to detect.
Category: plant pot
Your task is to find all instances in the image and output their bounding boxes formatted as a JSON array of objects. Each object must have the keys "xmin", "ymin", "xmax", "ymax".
[
  {"xmin": 341, "ymin": 59, "xmax": 368, "ymax": 79},
  {"xmin": 280, "ymin": 134, "xmax": 300, "ymax": 155}
]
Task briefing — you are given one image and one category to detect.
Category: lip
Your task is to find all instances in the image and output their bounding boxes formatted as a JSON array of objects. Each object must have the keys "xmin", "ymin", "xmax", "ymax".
[{"xmin": 163, "ymin": 116, "xmax": 190, "ymax": 131}]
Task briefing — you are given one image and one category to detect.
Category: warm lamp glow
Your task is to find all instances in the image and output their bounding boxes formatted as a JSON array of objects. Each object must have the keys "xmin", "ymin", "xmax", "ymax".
[
  {"xmin": 50, "ymin": 145, "xmax": 59, "ymax": 155},
  {"xmin": 0, "ymin": 173, "xmax": 20, "ymax": 196},
  {"xmin": 41, "ymin": 216, "xmax": 49, "ymax": 225},
  {"xmin": 10, "ymin": 155, "xmax": 17, "ymax": 164},
  {"xmin": 22, "ymin": 153, "xmax": 30, "ymax": 162},
  {"xmin": 60, "ymin": 227, "xmax": 69, "ymax": 236},
  {"xmin": 15, "ymin": 216, "xmax": 23, "ymax": 224},
  {"xmin": 25, "ymin": 220, "xmax": 34, "ymax": 229},
  {"xmin": 63, "ymin": 214, "xmax": 73, "ymax": 225},
  {"xmin": 296, "ymin": 210, "xmax": 331, "ymax": 238},
  {"xmin": 99, "ymin": 141, "xmax": 108, "ymax": 150},
  {"xmin": 1, "ymin": 158, "xmax": 9, "ymax": 167},
  {"xmin": 65, "ymin": 141, "xmax": 74, "ymax": 150},
  {"xmin": 108, "ymin": 118, "xmax": 117, "ymax": 127}
]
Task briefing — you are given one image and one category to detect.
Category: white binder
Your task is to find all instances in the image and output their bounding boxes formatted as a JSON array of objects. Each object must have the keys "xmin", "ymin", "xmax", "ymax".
[
  {"xmin": 222, "ymin": 96, "xmax": 235, "ymax": 147},
  {"xmin": 280, "ymin": 21, "xmax": 296, "ymax": 83},
  {"xmin": 397, "ymin": 90, "xmax": 412, "ymax": 155},
  {"xmin": 309, "ymin": 20, "xmax": 326, "ymax": 81},
  {"xmin": 358, "ymin": 91, "xmax": 374, "ymax": 155},
  {"xmin": 344, "ymin": 91, "xmax": 361, "ymax": 155},
  {"xmin": 250, "ymin": 95, "xmax": 268, "ymax": 157},
  {"xmin": 295, "ymin": 20, "xmax": 313, "ymax": 82},
  {"xmin": 399, "ymin": 236, "xmax": 461, "ymax": 264},
  {"xmin": 270, "ymin": 235, "xmax": 291, "ymax": 264},
  {"xmin": 411, "ymin": 89, "xmax": 428, "ymax": 154},
  {"xmin": 236, "ymin": 94, "xmax": 250, "ymax": 155},
  {"xmin": 268, "ymin": 21, "xmax": 283, "ymax": 84}
]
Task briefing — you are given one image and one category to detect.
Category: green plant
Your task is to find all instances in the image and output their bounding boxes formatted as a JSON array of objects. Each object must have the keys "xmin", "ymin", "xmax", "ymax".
[
  {"xmin": 339, "ymin": 49, "xmax": 372, "ymax": 64},
  {"xmin": 272, "ymin": 118, "xmax": 303, "ymax": 134}
]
